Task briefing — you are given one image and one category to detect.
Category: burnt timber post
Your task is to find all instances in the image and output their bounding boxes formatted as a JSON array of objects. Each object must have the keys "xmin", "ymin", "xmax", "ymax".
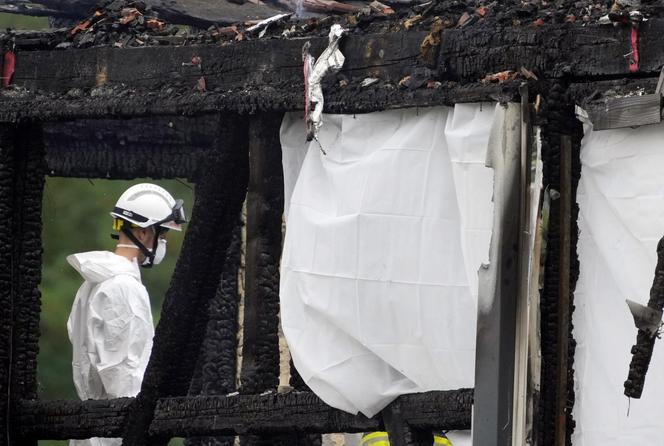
[
  {"xmin": 240, "ymin": 113, "xmax": 304, "ymax": 446},
  {"xmin": 0, "ymin": 123, "xmax": 46, "ymax": 446},
  {"xmin": 0, "ymin": 125, "xmax": 16, "ymax": 446},
  {"xmin": 122, "ymin": 115, "xmax": 250, "ymax": 446}
]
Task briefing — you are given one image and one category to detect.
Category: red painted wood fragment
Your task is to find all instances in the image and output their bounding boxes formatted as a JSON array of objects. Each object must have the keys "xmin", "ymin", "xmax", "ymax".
[
  {"xmin": 2, "ymin": 51, "xmax": 15, "ymax": 88},
  {"xmin": 630, "ymin": 26, "xmax": 639, "ymax": 73}
]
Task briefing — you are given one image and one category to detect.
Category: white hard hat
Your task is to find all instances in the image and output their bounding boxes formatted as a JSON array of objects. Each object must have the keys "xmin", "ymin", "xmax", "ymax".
[{"xmin": 110, "ymin": 183, "xmax": 186, "ymax": 231}]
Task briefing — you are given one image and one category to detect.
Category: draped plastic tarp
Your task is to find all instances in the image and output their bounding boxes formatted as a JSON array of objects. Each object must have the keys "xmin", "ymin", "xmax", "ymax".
[
  {"xmin": 574, "ymin": 121, "xmax": 664, "ymax": 445},
  {"xmin": 279, "ymin": 104, "xmax": 496, "ymax": 423}
]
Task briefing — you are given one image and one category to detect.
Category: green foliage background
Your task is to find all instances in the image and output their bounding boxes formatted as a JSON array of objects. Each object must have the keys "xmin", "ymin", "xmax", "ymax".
[{"xmin": 40, "ymin": 178, "xmax": 194, "ymax": 446}]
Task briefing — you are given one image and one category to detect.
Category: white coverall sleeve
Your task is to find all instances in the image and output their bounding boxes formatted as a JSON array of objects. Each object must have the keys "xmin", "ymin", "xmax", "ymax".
[{"xmin": 88, "ymin": 280, "xmax": 153, "ymax": 399}]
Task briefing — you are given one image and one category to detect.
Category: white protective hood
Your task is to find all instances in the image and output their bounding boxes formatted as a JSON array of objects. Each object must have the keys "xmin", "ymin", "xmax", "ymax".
[
  {"xmin": 279, "ymin": 104, "xmax": 496, "ymax": 418},
  {"xmin": 573, "ymin": 120, "xmax": 664, "ymax": 445},
  {"xmin": 67, "ymin": 251, "xmax": 154, "ymax": 446}
]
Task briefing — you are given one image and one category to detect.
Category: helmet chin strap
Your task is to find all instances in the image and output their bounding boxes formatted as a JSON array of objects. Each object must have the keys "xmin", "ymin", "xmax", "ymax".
[{"xmin": 120, "ymin": 226, "xmax": 158, "ymax": 268}]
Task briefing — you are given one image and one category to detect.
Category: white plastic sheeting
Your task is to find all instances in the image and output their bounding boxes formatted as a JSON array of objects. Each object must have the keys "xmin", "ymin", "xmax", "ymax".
[
  {"xmin": 279, "ymin": 104, "xmax": 496, "ymax": 420},
  {"xmin": 574, "ymin": 121, "xmax": 664, "ymax": 445}
]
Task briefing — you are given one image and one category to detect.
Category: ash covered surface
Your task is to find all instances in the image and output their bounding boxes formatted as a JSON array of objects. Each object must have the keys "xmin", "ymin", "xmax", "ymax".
[{"xmin": 2, "ymin": 0, "xmax": 662, "ymax": 50}]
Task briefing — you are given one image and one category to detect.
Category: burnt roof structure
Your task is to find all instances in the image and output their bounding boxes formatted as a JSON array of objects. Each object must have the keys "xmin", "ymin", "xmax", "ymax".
[{"xmin": 0, "ymin": 0, "xmax": 660, "ymax": 445}]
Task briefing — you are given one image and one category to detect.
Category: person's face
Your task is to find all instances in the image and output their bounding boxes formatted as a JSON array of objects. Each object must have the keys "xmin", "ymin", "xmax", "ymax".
[{"xmin": 133, "ymin": 227, "xmax": 167, "ymax": 261}]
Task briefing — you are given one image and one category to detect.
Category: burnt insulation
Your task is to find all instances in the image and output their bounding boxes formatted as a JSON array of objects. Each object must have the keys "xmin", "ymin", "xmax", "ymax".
[
  {"xmin": 0, "ymin": 125, "xmax": 16, "ymax": 446},
  {"xmin": 536, "ymin": 82, "xmax": 582, "ymax": 446},
  {"xmin": 185, "ymin": 218, "xmax": 242, "ymax": 446},
  {"xmin": 121, "ymin": 116, "xmax": 249, "ymax": 446}
]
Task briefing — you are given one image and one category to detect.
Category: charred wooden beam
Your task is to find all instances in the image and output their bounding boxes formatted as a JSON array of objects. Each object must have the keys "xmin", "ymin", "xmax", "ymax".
[
  {"xmin": 0, "ymin": 82, "xmax": 520, "ymax": 122},
  {"xmin": 239, "ymin": 113, "xmax": 288, "ymax": 446},
  {"xmin": 42, "ymin": 116, "xmax": 220, "ymax": 180},
  {"xmin": 121, "ymin": 115, "xmax": 249, "ymax": 446},
  {"xmin": 185, "ymin": 217, "xmax": 243, "ymax": 446},
  {"xmin": 18, "ymin": 390, "xmax": 472, "ymax": 440},
  {"xmin": 0, "ymin": 125, "xmax": 16, "ymax": 446},
  {"xmin": 9, "ymin": 32, "xmax": 427, "ymax": 93},
  {"xmin": 536, "ymin": 83, "xmax": 582, "ymax": 446},
  {"xmin": 9, "ymin": 124, "xmax": 46, "ymax": 446},
  {"xmin": 10, "ymin": 20, "xmax": 664, "ymax": 93},
  {"xmin": 5, "ymin": 19, "xmax": 664, "ymax": 120},
  {"xmin": 240, "ymin": 113, "xmax": 284, "ymax": 396},
  {"xmin": 151, "ymin": 390, "xmax": 473, "ymax": 437},
  {"xmin": 18, "ymin": 398, "xmax": 134, "ymax": 440}
]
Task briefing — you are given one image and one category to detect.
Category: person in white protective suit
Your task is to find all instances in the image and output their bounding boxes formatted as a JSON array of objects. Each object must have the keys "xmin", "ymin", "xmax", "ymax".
[{"xmin": 66, "ymin": 183, "xmax": 186, "ymax": 446}]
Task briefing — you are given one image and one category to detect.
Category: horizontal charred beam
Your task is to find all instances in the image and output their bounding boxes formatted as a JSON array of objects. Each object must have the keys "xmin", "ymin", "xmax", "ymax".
[
  {"xmin": 19, "ymin": 398, "xmax": 134, "ymax": 440},
  {"xmin": 10, "ymin": 20, "xmax": 664, "ymax": 92},
  {"xmin": 0, "ymin": 81, "xmax": 520, "ymax": 122},
  {"xmin": 18, "ymin": 390, "xmax": 473, "ymax": 440},
  {"xmin": 10, "ymin": 32, "xmax": 427, "ymax": 93},
  {"xmin": 152, "ymin": 389, "xmax": 473, "ymax": 436},
  {"xmin": 42, "ymin": 115, "xmax": 222, "ymax": 179}
]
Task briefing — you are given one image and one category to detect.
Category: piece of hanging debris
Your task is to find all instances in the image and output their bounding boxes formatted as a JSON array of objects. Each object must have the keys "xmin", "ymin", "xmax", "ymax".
[{"xmin": 304, "ymin": 24, "xmax": 346, "ymax": 143}]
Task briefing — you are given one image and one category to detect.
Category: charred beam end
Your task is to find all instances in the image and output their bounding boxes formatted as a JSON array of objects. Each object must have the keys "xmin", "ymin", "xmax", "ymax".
[
  {"xmin": 17, "ymin": 390, "xmax": 472, "ymax": 440},
  {"xmin": 624, "ymin": 235, "xmax": 664, "ymax": 398}
]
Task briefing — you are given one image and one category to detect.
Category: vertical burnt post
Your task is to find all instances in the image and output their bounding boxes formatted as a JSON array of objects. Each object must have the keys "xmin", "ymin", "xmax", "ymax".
[
  {"xmin": 239, "ymin": 113, "xmax": 285, "ymax": 446},
  {"xmin": 0, "ymin": 125, "xmax": 16, "ymax": 446},
  {"xmin": 185, "ymin": 217, "xmax": 243, "ymax": 446},
  {"xmin": 554, "ymin": 136, "xmax": 572, "ymax": 446},
  {"xmin": 122, "ymin": 114, "xmax": 249, "ymax": 446},
  {"xmin": 8, "ymin": 124, "xmax": 45, "ymax": 446},
  {"xmin": 536, "ymin": 83, "xmax": 582, "ymax": 446}
]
